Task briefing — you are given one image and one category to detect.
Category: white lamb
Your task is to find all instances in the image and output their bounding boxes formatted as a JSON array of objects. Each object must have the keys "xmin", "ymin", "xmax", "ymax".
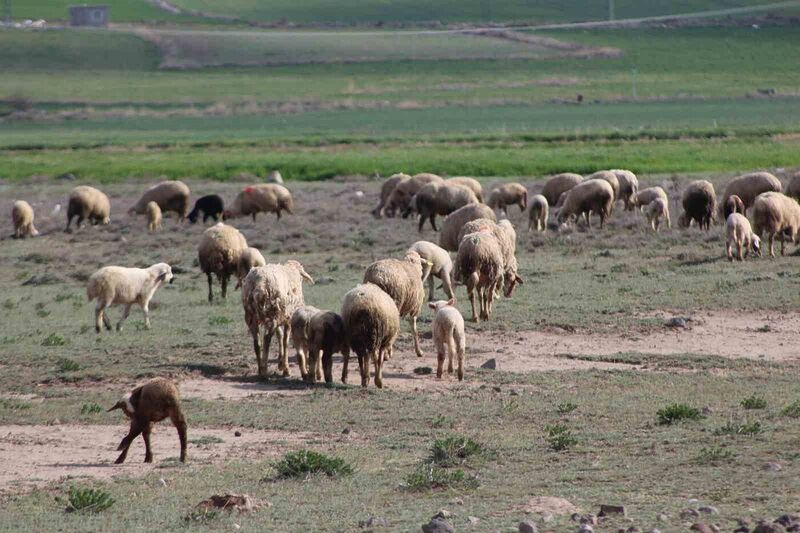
[{"xmin": 428, "ymin": 299, "xmax": 466, "ymax": 381}]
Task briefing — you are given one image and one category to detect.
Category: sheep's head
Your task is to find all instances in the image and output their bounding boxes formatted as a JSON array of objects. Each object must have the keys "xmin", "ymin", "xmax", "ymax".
[
  {"xmin": 428, "ymin": 298, "xmax": 455, "ymax": 312},
  {"xmin": 286, "ymin": 260, "xmax": 314, "ymax": 284},
  {"xmin": 750, "ymin": 234, "xmax": 762, "ymax": 256},
  {"xmin": 108, "ymin": 393, "xmax": 135, "ymax": 419},
  {"xmin": 150, "ymin": 263, "xmax": 174, "ymax": 285},
  {"xmin": 678, "ymin": 212, "xmax": 691, "ymax": 228},
  {"xmin": 503, "ymin": 258, "xmax": 523, "ymax": 297},
  {"xmin": 404, "ymin": 251, "xmax": 432, "ymax": 282}
]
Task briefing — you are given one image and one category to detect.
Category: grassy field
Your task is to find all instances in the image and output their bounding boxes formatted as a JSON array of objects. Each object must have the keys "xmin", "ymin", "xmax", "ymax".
[
  {"xmin": 0, "ymin": 178, "xmax": 799, "ymax": 530},
  {"xmin": 8, "ymin": 0, "xmax": 207, "ymax": 24}
]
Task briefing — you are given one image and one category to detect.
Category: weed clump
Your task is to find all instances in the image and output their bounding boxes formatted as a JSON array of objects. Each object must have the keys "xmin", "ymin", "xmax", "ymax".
[
  {"xmin": 63, "ymin": 486, "xmax": 115, "ymax": 513},
  {"xmin": 714, "ymin": 420, "xmax": 762, "ymax": 436},
  {"xmin": 657, "ymin": 403, "xmax": 702, "ymax": 425},
  {"xmin": 404, "ymin": 463, "xmax": 479, "ymax": 491},
  {"xmin": 695, "ymin": 446, "xmax": 735, "ymax": 464},
  {"xmin": 274, "ymin": 450, "xmax": 353, "ymax": 479},
  {"xmin": 43, "ymin": 333, "xmax": 67, "ymax": 347},
  {"xmin": 781, "ymin": 400, "xmax": 800, "ymax": 418},
  {"xmin": 545, "ymin": 423, "xmax": 577, "ymax": 451},
  {"xmin": 740, "ymin": 394, "xmax": 767, "ymax": 410},
  {"xmin": 429, "ymin": 435, "xmax": 485, "ymax": 467}
]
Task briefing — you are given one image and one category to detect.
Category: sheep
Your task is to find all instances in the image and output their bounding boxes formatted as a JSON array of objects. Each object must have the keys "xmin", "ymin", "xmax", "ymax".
[
  {"xmin": 363, "ymin": 251, "xmax": 430, "ymax": 358},
  {"xmin": 724, "ymin": 194, "xmax": 746, "ymax": 219},
  {"xmin": 556, "ymin": 179, "xmax": 615, "ymax": 228},
  {"xmin": 235, "ymin": 247, "xmax": 266, "ymax": 290},
  {"xmin": 611, "ymin": 169, "xmax": 639, "ymax": 210},
  {"xmin": 266, "ymin": 170, "xmax": 284, "ymax": 184},
  {"xmin": 751, "ymin": 192, "xmax": 800, "ymax": 257},
  {"xmin": 66, "ymin": 185, "xmax": 110, "ymax": 232},
  {"xmin": 128, "ymin": 180, "xmax": 190, "ymax": 222},
  {"xmin": 439, "ymin": 203, "xmax": 497, "ymax": 252},
  {"xmin": 634, "ymin": 187, "xmax": 668, "ymax": 210},
  {"xmin": 487, "ymin": 182, "xmax": 528, "ymax": 215},
  {"xmin": 446, "ymin": 177, "xmax": 484, "ymax": 202},
  {"xmin": 408, "ymin": 240, "xmax": 455, "ymax": 302},
  {"xmin": 454, "ymin": 230, "xmax": 505, "ymax": 322},
  {"xmin": 86, "ymin": 263, "xmax": 174, "ymax": 333},
  {"xmin": 457, "ymin": 218, "xmax": 522, "ymax": 297},
  {"xmin": 527, "ymin": 194, "xmax": 549, "ymax": 232},
  {"xmin": 785, "ymin": 171, "xmax": 800, "ymax": 202},
  {"xmin": 428, "ymin": 299, "xmax": 466, "ymax": 381},
  {"xmin": 585, "ymin": 170, "xmax": 620, "ymax": 202},
  {"xmin": 224, "ymin": 184, "xmax": 294, "ymax": 221},
  {"xmin": 385, "ymin": 173, "xmax": 443, "ymax": 215},
  {"xmin": 680, "ymin": 180, "xmax": 716, "ymax": 230},
  {"xmin": 372, "ymin": 173, "xmax": 411, "ymax": 218},
  {"xmin": 541, "ymin": 173, "xmax": 583, "ymax": 206},
  {"xmin": 187, "ymin": 194, "xmax": 224, "ymax": 224},
  {"xmin": 11, "ymin": 200, "xmax": 39, "ymax": 238},
  {"xmin": 725, "ymin": 213, "xmax": 761, "ymax": 261},
  {"xmin": 340, "ymin": 283, "xmax": 400, "ymax": 388},
  {"xmin": 290, "ymin": 305, "xmax": 321, "ymax": 381},
  {"xmin": 241, "ymin": 261, "xmax": 314, "ymax": 377},
  {"xmin": 406, "ymin": 181, "xmax": 479, "ymax": 232},
  {"xmin": 146, "ymin": 201, "xmax": 162, "ymax": 233},
  {"xmin": 197, "ymin": 223, "xmax": 248, "ymax": 302},
  {"xmin": 306, "ymin": 310, "xmax": 350, "ymax": 385},
  {"xmin": 719, "ymin": 171, "xmax": 782, "ymax": 217},
  {"xmin": 645, "ymin": 198, "xmax": 670, "ymax": 232},
  {"xmin": 107, "ymin": 377, "xmax": 187, "ymax": 464}
]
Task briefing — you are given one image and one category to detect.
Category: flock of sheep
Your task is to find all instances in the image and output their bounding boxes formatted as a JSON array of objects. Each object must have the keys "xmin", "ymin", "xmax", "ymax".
[{"xmin": 8, "ymin": 167, "xmax": 800, "ymax": 463}]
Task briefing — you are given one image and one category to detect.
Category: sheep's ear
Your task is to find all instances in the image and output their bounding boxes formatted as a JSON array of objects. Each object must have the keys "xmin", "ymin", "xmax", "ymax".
[
  {"xmin": 107, "ymin": 400, "xmax": 125, "ymax": 412},
  {"xmin": 446, "ymin": 298, "xmax": 455, "ymax": 306},
  {"xmin": 428, "ymin": 302, "xmax": 436, "ymax": 310},
  {"xmin": 515, "ymin": 274, "xmax": 524, "ymax": 285}
]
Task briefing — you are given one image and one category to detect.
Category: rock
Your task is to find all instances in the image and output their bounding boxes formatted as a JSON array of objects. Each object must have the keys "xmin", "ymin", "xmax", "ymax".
[
  {"xmin": 359, "ymin": 516, "xmax": 388, "ymax": 528},
  {"xmin": 481, "ymin": 358, "xmax": 498, "ymax": 370},
  {"xmin": 689, "ymin": 524, "xmax": 714, "ymax": 533},
  {"xmin": 433, "ymin": 510, "xmax": 452, "ymax": 520},
  {"xmin": 698, "ymin": 506, "xmax": 718, "ymax": 515},
  {"xmin": 666, "ymin": 317, "xmax": 687, "ymax": 328},
  {"xmin": 578, "ymin": 525, "xmax": 593, "ymax": 533},
  {"xmin": 753, "ymin": 523, "xmax": 780, "ymax": 533},
  {"xmin": 422, "ymin": 518, "xmax": 454, "ymax": 533},
  {"xmin": 466, "ymin": 516, "xmax": 479, "ymax": 525},
  {"xmin": 657, "ymin": 513, "xmax": 669, "ymax": 522},
  {"xmin": 519, "ymin": 520, "xmax": 537, "ymax": 533},
  {"xmin": 234, "ymin": 431, "xmax": 242, "ymax": 437},
  {"xmin": 581, "ymin": 515, "xmax": 598, "ymax": 525},
  {"xmin": 599, "ymin": 505, "xmax": 626, "ymax": 517},
  {"xmin": 342, "ymin": 427, "xmax": 352, "ymax": 434},
  {"xmin": 196, "ymin": 493, "xmax": 260, "ymax": 513},
  {"xmin": 681, "ymin": 509, "xmax": 700, "ymax": 519},
  {"xmin": 451, "ymin": 498, "xmax": 463, "ymax": 506},
  {"xmin": 158, "ymin": 478, "xmax": 167, "ymax": 487},
  {"xmin": 651, "ymin": 529, "xmax": 661, "ymax": 533},
  {"xmin": 702, "ymin": 406, "xmax": 713, "ymax": 416},
  {"xmin": 57, "ymin": 172, "xmax": 76, "ymax": 181},
  {"xmin": 775, "ymin": 515, "xmax": 799, "ymax": 527},
  {"xmin": 571, "ymin": 513, "xmax": 582, "ymax": 522},
  {"xmin": 233, "ymin": 524, "xmax": 240, "ymax": 530},
  {"xmin": 762, "ymin": 462, "xmax": 782, "ymax": 472},
  {"xmin": 688, "ymin": 499, "xmax": 700, "ymax": 505},
  {"xmin": 523, "ymin": 497, "xmax": 578, "ymax": 517},
  {"xmin": 733, "ymin": 528, "xmax": 749, "ymax": 533},
  {"xmin": 626, "ymin": 528, "xmax": 640, "ymax": 533},
  {"xmin": 540, "ymin": 512, "xmax": 554, "ymax": 523}
]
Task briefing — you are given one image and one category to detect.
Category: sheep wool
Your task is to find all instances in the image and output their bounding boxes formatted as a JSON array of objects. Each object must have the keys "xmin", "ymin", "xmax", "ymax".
[
  {"xmin": 408, "ymin": 240, "xmax": 455, "ymax": 302},
  {"xmin": 439, "ymin": 203, "xmax": 497, "ymax": 252},
  {"xmin": 541, "ymin": 173, "xmax": 582, "ymax": 206},
  {"xmin": 428, "ymin": 299, "xmax": 466, "ymax": 381},
  {"xmin": 726, "ymin": 212, "xmax": 760, "ymax": 261},
  {"xmin": 198, "ymin": 222, "xmax": 248, "ymax": 302},
  {"xmin": 12, "ymin": 200, "xmax": 39, "ymax": 238},
  {"xmin": 226, "ymin": 184, "xmax": 294, "ymax": 221},
  {"xmin": 527, "ymin": 194, "xmax": 549, "ymax": 233},
  {"xmin": 129, "ymin": 180, "xmax": 190, "ymax": 221},
  {"xmin": 372, "ymin": 173, "xmax": 411, "ymax": 218},
  {"xmin": 487, "ymin": 182, "xmax": 528, "ymax": 215},
  {"xmin": 719, "ymin": 171, "xmax": 782, "ymax": 217},
  {"xmin": 66, "ymin": 185, "xmax": 110, "ymax": 231},
  {"xmin": 146, "ymin": 201, "xmax": 162, "ymax": 233},
  {"xmin": 408, "ymin": 181, "xmax": 479, "ymax": 232},
  {"xmin": 751, "ymin": 191, "xmax": 800, "ymax": 257},
  {"xmin": 235, "ymin": 247, "xmax": 266, "ymax": 290}
]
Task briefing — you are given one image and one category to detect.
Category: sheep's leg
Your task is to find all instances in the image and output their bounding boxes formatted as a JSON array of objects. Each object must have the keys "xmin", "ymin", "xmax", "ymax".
[
  {"xmin": 251, "ymin": 213, "xmax": 257, "ymax": 222},
  {"xmin": 373, "ymin": 350, "xmax": 384, "ymax": 389},
  {"xmin": 442, "ymin": 271, "xmax": 455, "ymax": 302},
  {"xmin": 780, "ymin": 233, "xmax": 786, "ymax": 256},
  {"xmin": 95, "ymin": 305, "xmax": 104, "ymax": 333},
  {"xmin": 455, "ymin": 330, "xmax": 465, "ymax": 381},
  {"xmin": 261, "ymin": 329, "xmax": 274, "ymax": 377},
  {"xmin": 170, "ymin": 411, "xmax": 188, "ymax": 463},
  {"xmin": 430, "ymin": 215, "xmax": 438, "ymax": 232},
  {"xmin": 358, "ymin": 352, "xmax": 369, "ymax": 388},
  {"xmin": 65, "ymin": 215, "xmax": 74, "ymax": 232},
  {"xmin": 428, "ymin": 274, "xmax": 435, "ymax": 302},
  {"xmin": 726, "ymin": 241, "xmax": 733, "ymax": 261},
  {"xmin": 114, "ymin": 420, "xmax": 144, "ymax": 464},
  {"xmin": 206, "ymin": 273, "xmax": 214, "ymax": 303},
  {"xmin": 142, "ymin": 422, "xmax": 154, "ymax": 463},
  {"xmin": 322, "ymin": 350, "xmax": 334, "ymax": 384},
  {"xmin": 279, "ymin": 327, "xmax": 290, "ymax": 377},
  {"xmin": 467, "ymin": 273, "xmax": 479, "ymax": 323},
  {"xmin": 411, "ymin": 316, "xmax": 422, "ymax": 357},
  {"xmin": 768, "ymin": 233, "xmax": 775, "ymax": 257},
  {"xmin": 737, "ymin": 241, "xmax": 744, "ymax": 261},
  {"xmin": 220, "ymin": 275, "xmax": 228, "ymax": 300},
  {"xmin": 435, "ymin": 339, "xmax": 445, "ymax": 379},
  {"xmin": 304, "ymin": 348, "xmax": 317, "ymax": 384},
  {"xmin": 296, "ymin": 346, "xmax": 309, "ymax": 380},
  {"xmin": 116, "ymin": 304, "xmax": 132, "ymax": 332},
  {"xmin": 251, "ymin": 328, "xmax": 263, "ymax": 376},
  {"xmin": 447, "ymin": 335, "xmax": 455, "ymax": 374},
  {"xmin": 141, "ymin": 302, "xmax": 151, "ymax": 330},
  {"xmin": 341, "ymin": 351, "xmax": 350, "ymax": 384},
  {"xmin": 315, "ymin": 350, "xmax": 323, "ymax": 381}
]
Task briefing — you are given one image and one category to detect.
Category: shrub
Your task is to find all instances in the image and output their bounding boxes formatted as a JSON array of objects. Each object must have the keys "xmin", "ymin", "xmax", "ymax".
[
  {"xmin": 545, "ymin": 423, "xmax": 577, "ymax": 451},
  {"xmin": 404, "ymin": 463, "xmax": 479, "ymax": 491},
  {"xmin": 64, "ymin": 486, "xmax": 115, "ymax": 513},
  {"xmin": 57, "ymin": 357, "xmax": 80, "ymax": 372},
  {"xmin": 184, "ymin": 509, "xmax": 219, "ymax": 523},
  {"xmin": 208, "ymin": 315, "xmax": 232, "ymax": 326},
  {"xmin": 0, "ymin": 398, "xmax": 32, "ymax": 410},
  {"xmin": 781, "ymin": 400, "xmax": 800, "ymax": 418},
  {"xmin": 657, "ymin": 403, "xmax": 702, "ymax": 425},
  {"xmin": 695, "ymin": 446, "xmax": 735, "ymax": 465},
  {"xmin": 274, "ymin": 450, "xmax": 353, "ymax": 479},
  {"xmin": 42, "ymin": 333, "xmax": 67, "ymax": 347},
  {"xmin": 429, "ymin": 436, "xmax": 485, "ymax": 467},
  {"xmin": 80, "ymin": 403, "xmax": 102, "ymax": 415},
  {"xmin": 557, "ymin": 402, "xmax": 578, "ymax": 414},
  {"xmin": 741, "ymin": 394, "xmax": 767, "ymax": 410},
  {"xmin": 714, "ymin": 420, "xmax": 762, "ymax": 436}
]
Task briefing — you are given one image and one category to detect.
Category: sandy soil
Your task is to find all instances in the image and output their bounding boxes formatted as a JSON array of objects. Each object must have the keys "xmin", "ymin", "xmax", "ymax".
[{"xmin": 0, "ymin": 424, "xmax": 334, "ymax": 495}]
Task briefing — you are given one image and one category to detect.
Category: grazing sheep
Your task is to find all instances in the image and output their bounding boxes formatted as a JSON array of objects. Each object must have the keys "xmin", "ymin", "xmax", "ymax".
[
  {"xmin": 406, "ymin": 181, "xmax": 479, "ymax": 232},
  {"xmin": 556, "ymin": 179, "xmax": 615, "ymax": 228},
  {"xmin": 266, "ymin": 170, "xmax": 284, "ymax": 184},
  {"xmin": 726, "ymin": 213, "xmax": 761, "ymax": 261},
  {"xmin": 86, "ymin": 263, "xmax": 174, "ymax": 333},
  {"xmin": 428, "ymin": 299, "xmax": 466, "ymax": 381},
  {"xmin": 585, "ymin": 170, "xmax": 620, "ymax": 202},
  {"xmin": 290, "ymin": 305, "xmax": 321, "ymax": 380},
  {"xmin": 11, "ymin": 200, "xmax": 39, "ymax": 238},
  {"xmin": 306, "ymin": 310, "xmax": 350, "ymax": 385},
  {"xmin": 751, "ymin": 192, "xmax": 800, "ymax": 257},
  {"xmin": 635, "ymin": 187, "xmax": 668, "ymax": 210},
  {"xmin": 645, "ymin": 198, "xmax": 670, "ymax": 232},
  {"xmin": 542, "ymin": 173, "xmax": 583, "ymax": 206},
  {"xmin": 724, "ymin": 194, "xmax": 746, "ymax": 219},
  {"xmin": 197, "ymin": 223, "xmax": 248, "ymax": 302},
  {"xmin": 457, "ymin": 218, "xmax": 522, "ymax": 297},
  {"xmin": 487, "ymin": 182, "xmax": 528, "ymax": 215},
  {"xmin": 187, "ymin": 194, "xmax": 224, "ymax": 224},
  {"xmin": 385, "ymin": 173, "xmax": 443, "ymax": 215},
  {"xmin": 341, "ymin": 283, "xmax": 400, "ymax": 388},
  {"xmin": 719, "ymin": 171, "xmax": 782, "ymax": 217},
  {"xmin": 439, "ymin": 203, "xmax": 497, "ymax": 251},
  {"xmin": 129, "ymin": 180, "xmax": 190, "ymax": 222},
  {"xmin": 372, "ymin": 173, "xmax": 411, "ymax": 218},
  {"xmin": 446, "ymin": 177, "xmax": 484, "ymax": 202},
  {"xmin": 408, "ymin": 240, "xmax": 455, "ymax": 302},
  {"xmin": 363, "ymin": 251, "xmax": 430, "ymax": 358},
  {"xmin": 108, "ymin": 377, "xmax": 187, "ymax": 464},
  {"xmin": 454, "ymin": 230, "xmax": 504, "ymax": 323},
  {"xmin": 146, "ymin": 201, "xmax": 162, "ymax": 233},
  {"xmin": 680, "ymin": 180, "xmax": 716, "ymax": 230},
  {"xmin": 66, "ymin": 185, "xmax": 110, "ymax": 232},
  {"xmin": 527, "ymin": 194, "xmax": 549, "ymax": 232},
  {"xmin": 611, "ymin": 169, "xmax": 639, "ymax": 210},
  {"xmin": 225, "ymin": 184, "xmax": 294, "ymax": 221},
  {"xmin": 235, "ymin": 246, "xmax": 266, "ymax": 290},
  {"xmin": 785, "ymin": 171, "xmax": 800, "ymax": 202},
  {"xmin": 241, "ymin": 261, "xmax": 314, "ymax": 377}
]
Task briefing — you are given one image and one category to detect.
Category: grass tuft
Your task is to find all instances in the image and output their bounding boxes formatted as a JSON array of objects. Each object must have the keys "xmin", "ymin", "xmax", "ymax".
[
  {"xmin": 404, "ymin": 463, "xmax": 479, "ymax": 492},
  {"xmin": 183, "ymin": 508, "xmax": 219, "ymax": 523},
  {"xmin": 657, "ymin": 403, "xmax": 702, "ymax": 425},
  {"xmin": 0, "ymin": 398, "xmax": 33, "ymax": 410},
  {"xmin": 781, "ymin": 400, "xmax": 800, "ymax": 418},
  {"xmin": 274, "ymin": 450, "xmax": 353, "ymax": 479},
  {"xmin": 695, "ymin": 446, "xmax": 735, "ymax": 465},
  {"xmin": 714, "ymin": 419, "xmax": 762, "ymax": 436},
  {"xmin": 557, "ymin": 402, "xmax": 578, "ymax": 414},
  {"xmin": 42, "ymin": 334, "xmax": 67, "ymax": 347},
  {"xmin": 56, "ymin": 357, "xmax": 80, "ymax": 372},
  {"xmin": 80, "ymin": 402, "xmax": 102, "ymax": 415},
  {"xmin": 429, "ymin": 436, "xmax": 485, "ymax": 467},
  {"xmin": 741, "ymin": 394, "xmax": 767, "ymax": 410},
  {"xmin": 545, "ymin": 423, "xmax": 577, "ymax": 451},
  {"xmin": 64, "ymin": 486, "xmax": 115, "ymax": 514}
]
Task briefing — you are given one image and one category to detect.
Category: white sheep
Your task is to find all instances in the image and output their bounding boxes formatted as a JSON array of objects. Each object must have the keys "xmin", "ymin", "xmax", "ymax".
[
  {"xmin": 611, "ymin": 169, "xmax": 639, "ymax": 210},
  {"xmin": 557, "ymin": 179, "xmax": 615, "ymax": 228},
  {"xmin": 527, "ymin": 194, "xmax": 549, "ymax": 232},
  {"xmin": 129, "ymin": 180, "xmax": 190, "ymax": 222},
  {"xmin": 725, "ymin": 213, "xmax": 761, "ymax": 261},
  {"xmin": 290, "ymin": 305, "xmax": 321, "ymax": 381},
  {"xmin": 454, "ymin": 230, "xmax": 505, "ymax": 323},
  {"xmin": 372, "ymin": 173, "xmax": 411, "ymax": 218},
  {"xmin": 86, "ymin": 263, "xmax": 174, "ymax": 333},
  {"xmin": 541, "ymin": 173, "xmax": 582, "ymax": 206},
  {"xmin": 634, "ymin": 186, "xmax": 668, "ymax": 210},
  {"xmin": 11, "ymin": 200, "xmax": 39, "ymax": 238},
  {"xmin": 719, "ymin": 171, "xmax": 782, "ymax": 217},
  {"xmin": 488, "ymin": 182, "xmax": 528, "ymax": 216},
  {"xmin": 439, "ymin": 203, "xmax": 497, "ymax": 251},
  {"xmin": 407, "ymin": 181, "xmax": 479, "ymax": 232},
  {"xmin": 645, "ymin": 198, "xmax": 670, "ymax": 232},
  {"xmin": 428, "ymin": 299, "xmax": 466, "ymax": 381},
  {"xmin": 457, "ymin": 218, "xmax": 522, "ymax": 298},
  {"xmin": 408, "ymin": 240, "xmax": 455, "ymax": 302},
  {"xmin": 235, "ymin": 247, "xmax": 266, "ymax": 290},
  {"xmin": 197, "ymin": 223, "xmax": 248, "ymax": 302},
  {"xmin": 306, "ymin": 310, "xmax": 350, "ymax": 385},
  {"xmin": 241, "ymin": 261, "xmax": 314, "ymax": 377},
  {"xmin": 585, "ymin": 170, "xmax": 620, "ymax": 202},
  {"xmin": 225, "ymin": 184, "xmax": 294, "ymax": 221},
  {"xmin": 66, "ymin": 186, "xmax": 110, "ymax": 232},
  {"xmin": 446, "ymin": 177, "xmax": 484, "ymax": 203},
  {"xmin": 341, "ymin": 283, "xmax": 400, "ymax": 388},
  {"xmin": 751, "ymin": 192, "xmax": 800, "ymax": 257},
  {"xmin": 146, "ymin": 201, "xmax": 162, "ymax": 233},
  {"xmin": 385, "ymin": 173, "xmax": 443, "ymax": 215}
]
